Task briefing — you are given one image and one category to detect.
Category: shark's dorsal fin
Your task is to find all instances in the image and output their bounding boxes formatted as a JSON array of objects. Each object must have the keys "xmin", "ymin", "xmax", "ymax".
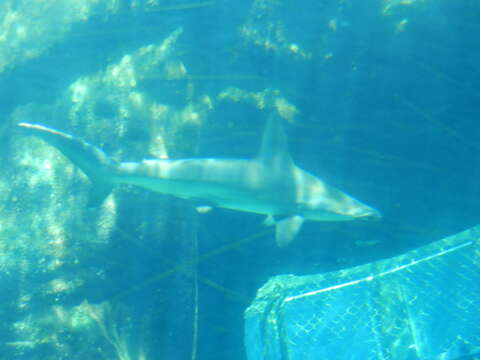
[{"xmin": 256, "ymin": 115, "xmax": 293, "ymax": 167}]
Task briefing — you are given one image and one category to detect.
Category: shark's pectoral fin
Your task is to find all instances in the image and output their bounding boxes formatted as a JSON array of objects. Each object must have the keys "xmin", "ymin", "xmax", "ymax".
[{"xmin": 275, "ymin": 215, "xmax": 304, "ymax": 247}]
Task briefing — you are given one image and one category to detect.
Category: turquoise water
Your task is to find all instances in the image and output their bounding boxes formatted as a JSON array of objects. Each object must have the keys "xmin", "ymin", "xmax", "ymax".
[{"xmin": 0, "ymin": 1, "xmax": 479, "ymax": 359}]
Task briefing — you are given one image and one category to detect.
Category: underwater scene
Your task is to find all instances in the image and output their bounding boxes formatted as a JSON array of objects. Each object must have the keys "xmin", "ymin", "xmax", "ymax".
[{"xmin": 1, "ymin": 0, "xmax": 479, "ymax": 359}]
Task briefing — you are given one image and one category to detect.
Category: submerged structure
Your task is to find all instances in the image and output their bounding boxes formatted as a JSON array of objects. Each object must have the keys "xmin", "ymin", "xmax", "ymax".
[{"xmin": 245, "ymin": 225, "xmax": 480, "ymax": 359}]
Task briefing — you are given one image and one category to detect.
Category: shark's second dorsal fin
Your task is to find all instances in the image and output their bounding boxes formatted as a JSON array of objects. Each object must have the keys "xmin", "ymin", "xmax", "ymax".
[{"xmin": 256, "ymin": 115, "xmax": 293, "ymax": 167}]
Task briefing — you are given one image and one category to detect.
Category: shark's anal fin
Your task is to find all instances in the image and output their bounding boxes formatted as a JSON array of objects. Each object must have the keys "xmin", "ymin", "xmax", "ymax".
[
  {"xmin": 195, "ymin": 205, "xmax": 213, "ymax": 214},
  {"xmin": 263, "ymin": 215, "xmax": 275, "ymax": 227},
  {"xmin": 275, "ymin": 215, "xmax": 304, "ymax": 247}
]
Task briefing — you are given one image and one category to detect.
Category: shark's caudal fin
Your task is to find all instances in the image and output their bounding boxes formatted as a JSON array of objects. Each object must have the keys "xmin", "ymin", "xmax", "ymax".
[{"xmin": 18, "ymin": 123, "xmax": 116, "ymax": 206}]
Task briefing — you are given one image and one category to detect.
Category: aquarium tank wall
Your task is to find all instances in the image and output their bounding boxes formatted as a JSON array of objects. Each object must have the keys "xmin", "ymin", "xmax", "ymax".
[{"xmin": 0, "ymin": 1, "xmax": 479, "ymax": 359}]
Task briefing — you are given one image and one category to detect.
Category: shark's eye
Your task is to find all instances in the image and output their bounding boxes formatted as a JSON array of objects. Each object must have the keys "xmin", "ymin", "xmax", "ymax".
[{"xmin": 296, "ymin": 204, "xmax": 307, "ymax": 211}]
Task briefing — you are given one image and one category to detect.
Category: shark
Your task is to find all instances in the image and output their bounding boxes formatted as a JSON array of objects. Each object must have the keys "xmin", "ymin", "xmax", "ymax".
[{"xmin": 18, "ymin": 116, "xmax": 380, "ymax": 247}]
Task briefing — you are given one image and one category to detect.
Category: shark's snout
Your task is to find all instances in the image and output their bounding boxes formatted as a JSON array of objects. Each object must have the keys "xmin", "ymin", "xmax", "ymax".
[{"xmin": 358, "ymin": 207, "xmax": 382, "ymax": 221}]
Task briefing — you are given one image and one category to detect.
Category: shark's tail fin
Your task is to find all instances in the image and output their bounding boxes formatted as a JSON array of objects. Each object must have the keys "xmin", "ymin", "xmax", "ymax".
[{"xmin": 18, "ymin": 123, "xmax": 117, "ymax": 206}]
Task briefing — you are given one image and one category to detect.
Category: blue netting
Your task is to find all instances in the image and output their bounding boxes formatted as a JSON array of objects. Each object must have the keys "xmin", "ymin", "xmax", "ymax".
[{"xmin": 245, "ymin": 226, "xmax": 480, "ymax": 360}]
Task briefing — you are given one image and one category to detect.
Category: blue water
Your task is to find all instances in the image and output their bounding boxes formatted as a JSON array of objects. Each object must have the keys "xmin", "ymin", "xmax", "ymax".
[{"xmin": 1, "ymin": 1, "xmax": 479, "ymax": 359}]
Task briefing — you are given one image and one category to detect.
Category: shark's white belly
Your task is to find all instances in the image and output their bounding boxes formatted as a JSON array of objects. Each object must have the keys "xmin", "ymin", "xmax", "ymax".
[{"xmin": 114, "ymin": 159, "xmax": 295, "ymax": 216}]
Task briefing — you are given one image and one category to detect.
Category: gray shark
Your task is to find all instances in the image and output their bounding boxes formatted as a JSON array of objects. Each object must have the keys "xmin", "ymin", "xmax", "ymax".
[{"xmin": 18, "ymin": 117, "xmax": 380, "ymax": 247}]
